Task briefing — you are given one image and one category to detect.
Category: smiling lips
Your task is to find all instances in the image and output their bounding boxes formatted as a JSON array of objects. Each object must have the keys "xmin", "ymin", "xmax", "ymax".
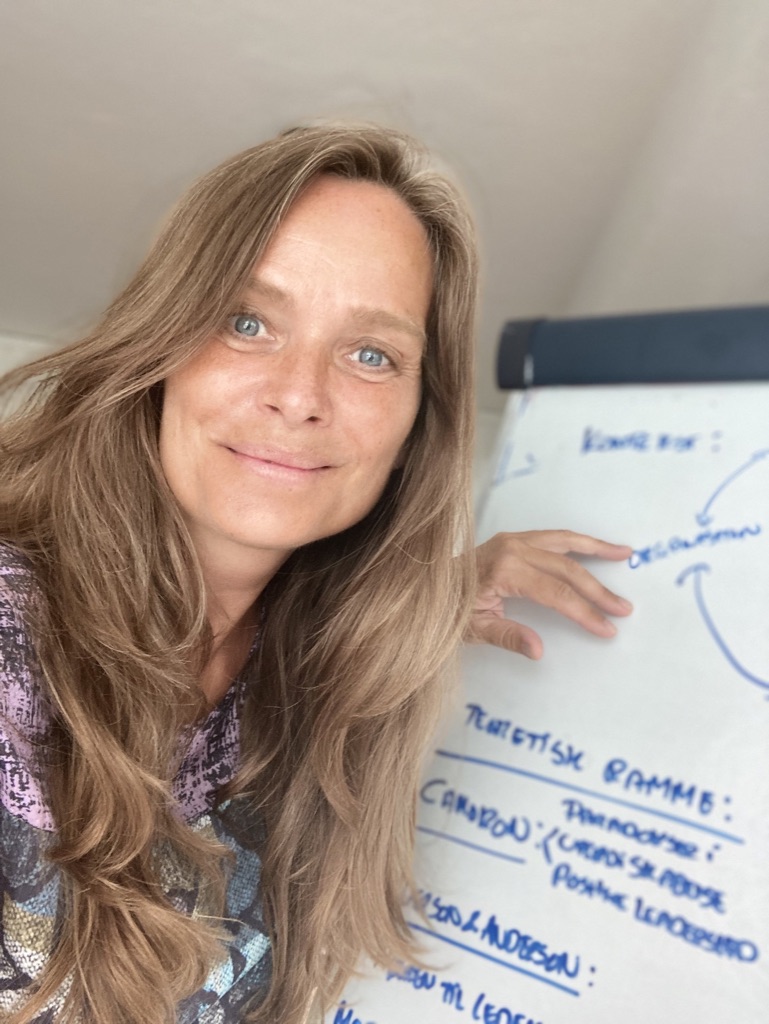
[{"xmin": 226, "ymin": 443, "xmax": 332, "ymax": 475}]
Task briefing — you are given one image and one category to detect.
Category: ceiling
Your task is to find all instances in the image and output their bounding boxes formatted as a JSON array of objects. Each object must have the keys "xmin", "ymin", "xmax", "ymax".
[{"xmin": 2, "ymin": 0, "xmax": 767, "ymax": 412}]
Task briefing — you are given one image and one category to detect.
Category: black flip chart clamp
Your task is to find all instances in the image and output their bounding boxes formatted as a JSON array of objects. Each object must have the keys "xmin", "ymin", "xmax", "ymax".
[{"xmin": 497, "ymin": 306, "xmax": 769, "ymax": 389}]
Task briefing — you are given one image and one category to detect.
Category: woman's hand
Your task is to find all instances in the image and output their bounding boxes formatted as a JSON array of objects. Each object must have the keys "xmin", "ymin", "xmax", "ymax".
[{"xmin": 469, "ymin": 530, "xmax": 633, "ymax": 659}]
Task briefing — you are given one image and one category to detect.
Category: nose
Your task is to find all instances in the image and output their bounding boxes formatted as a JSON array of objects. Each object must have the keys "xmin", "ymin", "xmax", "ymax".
[{"xmin": 259, "ymin": 343, "xmax": 331, "ymax": 426}]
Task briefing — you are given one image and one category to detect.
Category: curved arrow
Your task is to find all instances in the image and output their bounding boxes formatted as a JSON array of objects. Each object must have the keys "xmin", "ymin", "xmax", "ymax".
[
  {"xmin": 676, "ymin": 563, "xmax": 769, "ymax": 694},
  {"xmin": 493, "ymin": 443, "xmax": 539, "ymax": 487},
  {"xmin": 512, "ymin": 453, "xmax": 538, "ymax": 478},
  {"xmin": 696, "ymin": 449, "xmax": 769, "ymax": 526}
]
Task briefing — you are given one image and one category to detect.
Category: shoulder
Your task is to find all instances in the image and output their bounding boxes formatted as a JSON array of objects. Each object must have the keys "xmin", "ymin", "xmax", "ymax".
[{"xmin": 0, "ymin": 541, "xmax": 55, "ymax": 830}]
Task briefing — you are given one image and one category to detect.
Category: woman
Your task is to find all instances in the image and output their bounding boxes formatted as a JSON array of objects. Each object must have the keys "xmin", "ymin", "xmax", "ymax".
[{"xmin": 0, "ymin": 123, "xmax": 630, "ymax": 1023}]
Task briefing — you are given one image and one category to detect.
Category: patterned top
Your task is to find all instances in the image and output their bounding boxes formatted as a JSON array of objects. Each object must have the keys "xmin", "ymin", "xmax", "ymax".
[{"xmin": 0, "ymin": 544, "xmax": 271, "ymax": 1022}]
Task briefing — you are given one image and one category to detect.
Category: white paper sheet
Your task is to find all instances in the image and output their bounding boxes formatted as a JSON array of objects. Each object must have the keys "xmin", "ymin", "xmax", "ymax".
[{"xmin": 328, "ymin": 384, "xmax": 769, "ymax": 1024}]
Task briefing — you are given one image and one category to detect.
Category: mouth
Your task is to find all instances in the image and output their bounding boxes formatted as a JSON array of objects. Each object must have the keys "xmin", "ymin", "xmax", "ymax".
[{"xmin": 224, "ymin": 444, "xmax": 332, "ymax": 475}]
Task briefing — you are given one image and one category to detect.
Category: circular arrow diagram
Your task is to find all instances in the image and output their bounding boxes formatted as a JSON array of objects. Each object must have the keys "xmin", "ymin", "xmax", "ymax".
[
  {"xmin": 676, "ymin": 563, "xmax": 769, "ymax": 694},
  {"xmin": 696, "ymin": 449, "xmax": 769, "ymax": 526}
]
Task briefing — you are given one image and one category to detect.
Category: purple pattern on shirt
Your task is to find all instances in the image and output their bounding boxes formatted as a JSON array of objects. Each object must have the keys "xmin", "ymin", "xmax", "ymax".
[
  {"xmin": 0, "ymin": 543, "xmax": 243, "ymax": 829},
  {"xmin": 173, "ymin": 680, "xmax": 244, "ymax": 821},
  {"xmin": 0, "ymin": 543, "xmax": 270, "ymax": 1020},
  {"xmin": 0, "ymin": 548, "xmax": 54, "ymax": 830}
]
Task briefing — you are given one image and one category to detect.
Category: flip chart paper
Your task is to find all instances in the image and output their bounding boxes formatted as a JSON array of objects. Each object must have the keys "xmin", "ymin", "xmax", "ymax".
[{"xmin": 328, "ymin": 384, "xmax": 769, "ymax": 1024}]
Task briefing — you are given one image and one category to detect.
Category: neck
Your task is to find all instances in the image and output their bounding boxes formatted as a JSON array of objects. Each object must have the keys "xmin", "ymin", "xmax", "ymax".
[
  {"xmin": 191, "ymin": 536, "xmax": 291, "ymax": 705},
  {"xmin": 194, "ymin": 535, "xmax": 288, "ymax": 631},
  {"xmin": 199, "ymin": 602, "xmax": 260, "ymax": 706}
]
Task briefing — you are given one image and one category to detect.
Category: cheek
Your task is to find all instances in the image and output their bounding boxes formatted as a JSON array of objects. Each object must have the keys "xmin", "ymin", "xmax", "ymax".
[
  {"xmin": 392, "ymin": 392, "xmax": 422, "ymax": 466},
  {"xmin": 358, "ymin": 409, "xmax": 418, "ymax": 481},
  {"xmin": 159, "ymin": 351, "xmax": 237, "ymax": 452},
  {"xmin": 361, "ymin": 379, "xmax": 421, "ymax": 454},
  {"xmin": 157, "ymin": 369, "xmax": 213, "ymax": 498},
  {"xmin": 157, "ymin": 392, "xmax": 189, "ymax": 507},
  {"xmin": 159, "ymin": 370, "xmax": 193, "ymax": 447}
]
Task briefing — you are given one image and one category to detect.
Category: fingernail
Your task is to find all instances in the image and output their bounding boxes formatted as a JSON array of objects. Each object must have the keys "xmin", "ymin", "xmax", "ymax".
[
  {"xmin": 617, "ymin": 597, "xmax": 633, "ymax": 611},
  {"xmin": 602, "ymin": 620, "xmax": 618, "ymax": 636},
  {"xmin": 520, "ymin": 641, "xmax": 535, "ymax": 659}
]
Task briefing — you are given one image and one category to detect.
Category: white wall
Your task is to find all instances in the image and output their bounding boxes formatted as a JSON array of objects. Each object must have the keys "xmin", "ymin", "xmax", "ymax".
[
  {"xmin": 0, "ymin": 332, "xmax": 59, "ymax": 375},
  {"xmin": 565, "ymin": 0, "xmax": 769, "ymax": 315}
]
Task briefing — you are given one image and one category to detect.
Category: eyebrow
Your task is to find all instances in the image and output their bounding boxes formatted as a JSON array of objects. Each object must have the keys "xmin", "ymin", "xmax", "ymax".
[
  {"xmin": 243, "ymin": 277, "xmax": 427, "ymax": 347},
  {"xmin": 350, "ymin": 309, "xmax": 427, "ymax": 347},
  {"xmin": 242, "ymin": 278, "xmax": 291, "ymax": 306}
]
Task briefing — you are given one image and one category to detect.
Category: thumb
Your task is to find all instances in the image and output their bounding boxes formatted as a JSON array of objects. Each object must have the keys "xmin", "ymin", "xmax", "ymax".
[{"xmin": 469, "ymin": 615, "xmax": 543, "ymax": 659}]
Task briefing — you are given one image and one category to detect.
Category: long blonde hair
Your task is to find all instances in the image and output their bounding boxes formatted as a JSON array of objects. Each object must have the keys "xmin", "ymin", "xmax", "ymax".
[{"xmin": 0, "ymin": 123, "xmax": 478, "ymax": 1023}]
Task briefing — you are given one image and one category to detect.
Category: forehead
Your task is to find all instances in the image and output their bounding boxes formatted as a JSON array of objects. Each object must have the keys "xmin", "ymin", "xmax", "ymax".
[
  {"xmin": 263, "ymin": 175, "xmax": 432, "ymax": 276},
  {"xmin": 280, "ymin": 172, "xmax": 429, "ymax": 242},
  {"xmin": 246, "ymin": 174, "xmax": 434, "ymax": 331}
]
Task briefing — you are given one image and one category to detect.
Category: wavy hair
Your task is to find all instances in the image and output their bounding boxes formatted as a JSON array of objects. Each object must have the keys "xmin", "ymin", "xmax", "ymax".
[{"xmin": 0, "ymin": 123, "xmax": 478, "ymax": 1023}]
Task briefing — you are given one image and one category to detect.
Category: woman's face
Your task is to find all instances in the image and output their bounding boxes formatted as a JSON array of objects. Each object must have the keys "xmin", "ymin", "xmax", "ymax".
[{"xmin": 159, "ymin": 174, "xmax": 433, "ymax": 581}]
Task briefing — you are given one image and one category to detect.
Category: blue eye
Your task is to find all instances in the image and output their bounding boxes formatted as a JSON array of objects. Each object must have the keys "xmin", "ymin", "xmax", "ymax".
[
  {"xmin": 231, "ymin": 314, "xmax": 264, "ymax": 337},
  {"xmin": 356, "ymin": 345, "xmax": 390, "ymax": 368}
]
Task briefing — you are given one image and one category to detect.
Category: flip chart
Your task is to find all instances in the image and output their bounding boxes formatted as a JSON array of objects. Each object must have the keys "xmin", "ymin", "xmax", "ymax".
[{"xmin": 328, "ymin": 383, "xmax": 769, "ymax": 1024}]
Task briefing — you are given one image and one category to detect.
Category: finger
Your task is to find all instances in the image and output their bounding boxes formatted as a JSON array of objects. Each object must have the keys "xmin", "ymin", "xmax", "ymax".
[
  {"xmin": 507, "ymin": 563, "xmax": 622, "ymax": 637},
  {"xmin": 487, "ymin": 544, "xmax": 633, "ymax": 618},
  {"xmin": 515, "ymin": 530, "xmax": 633, "ymax": 561},
  {"xmin": 470, "ymin": 615, "xmax": 543, "ymax": 660},
  {"xmin": 528, "ymin": 548, "xmax": 633, "ymax": 617}
]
